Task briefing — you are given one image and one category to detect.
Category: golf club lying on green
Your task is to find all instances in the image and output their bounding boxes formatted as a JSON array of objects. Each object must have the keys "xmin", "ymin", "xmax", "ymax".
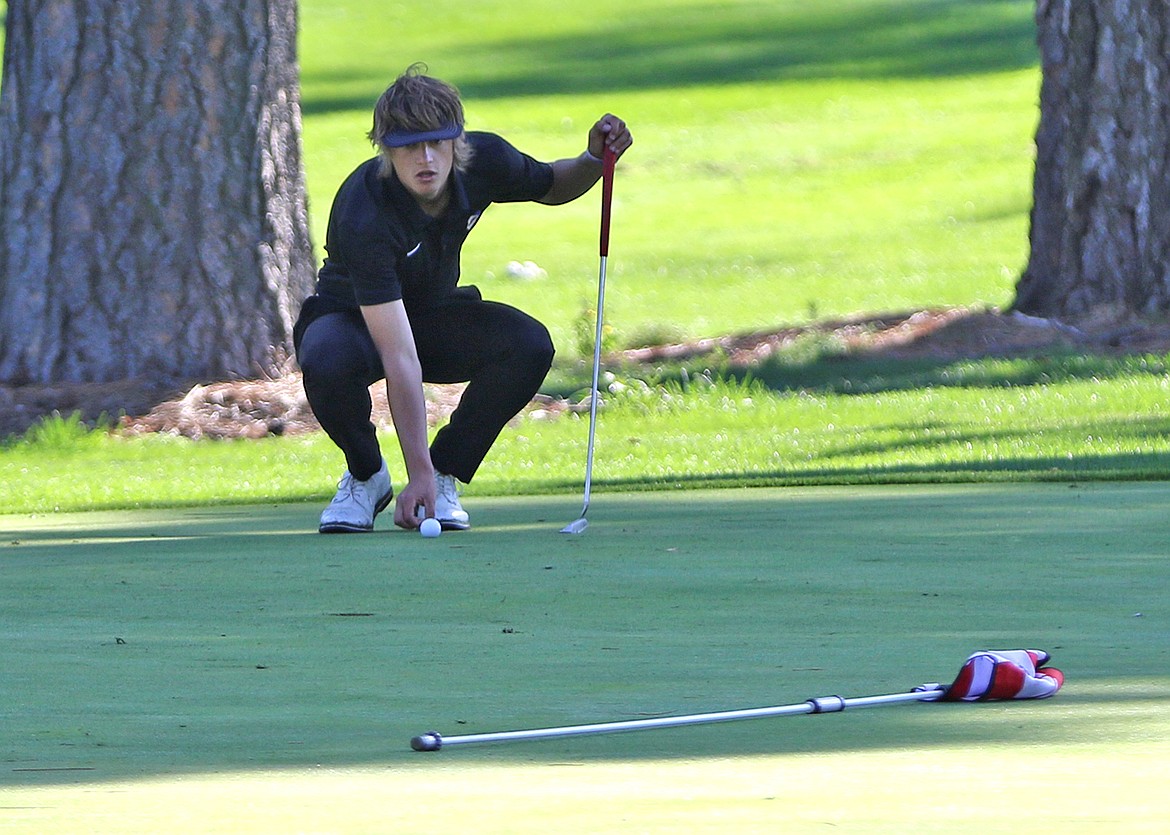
[
  {"xmin": 561, "ymin": 144, "xmax": 617, "ymax": 535},
  {"xmin": 411, "ymin": 649, "xmax": 1064, "ymax": 751}
]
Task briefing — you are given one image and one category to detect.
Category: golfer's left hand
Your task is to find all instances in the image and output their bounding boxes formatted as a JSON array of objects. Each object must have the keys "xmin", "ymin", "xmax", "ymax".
[{"xmin": 588, "ymin": 115, "xmax": 632, "ymax": 159}]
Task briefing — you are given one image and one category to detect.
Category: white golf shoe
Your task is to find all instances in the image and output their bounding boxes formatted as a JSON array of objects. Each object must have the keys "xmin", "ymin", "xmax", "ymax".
[
  {"xmin": 434, "ymin": 472, "xmax": 470, "ymax": 530},
  {"xmin": 318, "ymin": 461, "xmax": 394, "ymax": 533}
]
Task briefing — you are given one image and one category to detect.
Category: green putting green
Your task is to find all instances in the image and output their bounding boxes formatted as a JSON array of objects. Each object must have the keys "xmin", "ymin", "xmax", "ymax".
[{"xmin": 2, "ymin": 483, "xmax": 1168, "ymax": 832}]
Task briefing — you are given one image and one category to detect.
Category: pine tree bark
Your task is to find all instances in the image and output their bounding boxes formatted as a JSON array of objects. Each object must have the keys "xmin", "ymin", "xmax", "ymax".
[
  {"xmin": 0, "ymin": 0, "xmax": 315, "ymax": 385},
  {"xmin": 1014, "ymin": 0, "xmax": 1170, "ymax": 318}
]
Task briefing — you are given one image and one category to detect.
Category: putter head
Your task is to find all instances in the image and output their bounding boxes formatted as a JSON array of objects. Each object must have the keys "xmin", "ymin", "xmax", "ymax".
[{"xmin": 560, "ymin": 517, "xmax": 589, "ymax": 535}]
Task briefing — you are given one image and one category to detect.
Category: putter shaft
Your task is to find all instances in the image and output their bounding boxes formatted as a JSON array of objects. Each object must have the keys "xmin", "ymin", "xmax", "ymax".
[{"xmin": 561, "ymin": 146, "xmax": 616, "ymax": 533}]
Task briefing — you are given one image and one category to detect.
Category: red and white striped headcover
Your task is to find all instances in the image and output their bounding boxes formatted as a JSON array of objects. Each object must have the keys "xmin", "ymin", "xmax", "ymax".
[{"xmin": 943, "ymin": 649, "xmax": 1064, "ymax": 701}]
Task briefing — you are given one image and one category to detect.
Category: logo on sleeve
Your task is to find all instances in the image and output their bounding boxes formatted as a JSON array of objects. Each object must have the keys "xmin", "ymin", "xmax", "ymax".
[{"xmin": 467, "ymin": 212, "xmax": 482, "ymax": 232}]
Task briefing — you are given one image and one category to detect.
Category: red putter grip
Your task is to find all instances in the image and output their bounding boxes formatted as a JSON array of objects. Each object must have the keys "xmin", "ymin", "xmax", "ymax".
[{"xmin": 599, "ymin": 145, "xmax": 616, "ymax": 257}]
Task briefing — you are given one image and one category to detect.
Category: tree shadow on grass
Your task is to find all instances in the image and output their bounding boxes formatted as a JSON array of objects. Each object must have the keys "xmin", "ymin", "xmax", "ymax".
[
  {"xmin": 550, "ymin": 352, "xmax": 1168, "ymax": 404},
  {"xmin": 590, "ymin": 451, "xmax": 1170, "ymax": 493},
  {"xmin": 545, "ymin": 305, "xmax": 1170, "ymax": 403},
  {"xmin": 578, "ymin": 414, "xmax": 1170, "ymax": 493},
  {"xmin": 742, "ymin": 352, "xmax": 1170, "ymax": 398},
  {"xmin": 301, "ymin": 0, "xmax": 1037, "ymax": 115}
]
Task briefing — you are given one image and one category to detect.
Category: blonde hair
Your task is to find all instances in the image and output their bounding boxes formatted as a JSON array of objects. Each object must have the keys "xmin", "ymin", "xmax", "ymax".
[{"xmin": 368, "ymin": 63, "xmax": 473, "ymax": 176}]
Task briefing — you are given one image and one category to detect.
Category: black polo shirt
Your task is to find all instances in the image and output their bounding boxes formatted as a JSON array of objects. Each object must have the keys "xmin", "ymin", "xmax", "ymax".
[{"xmin": 311, "ymin": 131, "xmax": 555, "ymax": 318}]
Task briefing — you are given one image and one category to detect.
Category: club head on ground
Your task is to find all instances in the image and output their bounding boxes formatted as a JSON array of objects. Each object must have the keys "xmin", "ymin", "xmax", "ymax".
[{"xmin": 560, "ymin": 518, "xmax": 589, "ymax": 534}]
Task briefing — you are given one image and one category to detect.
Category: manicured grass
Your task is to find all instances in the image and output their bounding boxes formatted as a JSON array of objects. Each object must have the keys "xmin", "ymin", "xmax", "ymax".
[{"xmin": 2, "ymin": 484, "xmax": 1167, "ymax": 831}]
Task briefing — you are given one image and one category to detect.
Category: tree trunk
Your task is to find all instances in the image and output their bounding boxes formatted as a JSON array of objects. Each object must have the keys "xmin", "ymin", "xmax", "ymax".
[
  {"xmin": 0, "ymin": 0, "xmax": 316, "ymax": 385},
  {"xmin": 1013, "ymin": 0, "xmax": 1170, "ymax": 319}
]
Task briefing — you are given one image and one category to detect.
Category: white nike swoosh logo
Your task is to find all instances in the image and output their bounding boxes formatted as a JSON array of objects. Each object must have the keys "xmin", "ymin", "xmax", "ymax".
[{"xmin": 406, "ymin": 242, "xmax": 422, "ymax": 257}]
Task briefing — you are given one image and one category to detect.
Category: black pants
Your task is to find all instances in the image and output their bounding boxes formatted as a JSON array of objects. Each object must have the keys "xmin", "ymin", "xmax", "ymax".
[{"xmin": 296, "ymin": 294, "xmax": 554, "ymax": 484}]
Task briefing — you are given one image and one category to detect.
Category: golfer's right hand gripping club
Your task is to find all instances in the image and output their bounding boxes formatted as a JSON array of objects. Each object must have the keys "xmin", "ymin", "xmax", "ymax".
[{"xmin": 560, "ymin": 144, "xmax": 617, "ymax": 535}]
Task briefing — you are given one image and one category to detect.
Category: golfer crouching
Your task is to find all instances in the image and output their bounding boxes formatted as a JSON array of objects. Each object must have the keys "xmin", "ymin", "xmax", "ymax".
[{"xmin": 293, "ymin": 63, "xmax": 633, "ymax": 533}]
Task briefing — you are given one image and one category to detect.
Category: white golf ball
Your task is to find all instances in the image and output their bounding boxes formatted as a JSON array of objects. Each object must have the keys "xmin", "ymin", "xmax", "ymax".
[{"xmin": 419, "ymin": 517, "xmax": 442, "ymax": 538}]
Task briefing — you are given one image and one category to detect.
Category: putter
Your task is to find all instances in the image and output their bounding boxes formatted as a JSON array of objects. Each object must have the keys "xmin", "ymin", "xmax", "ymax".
[
  {"xmin": 561, "ymin": 144, "xmax": 617, "ymax": 535},
  {"xmin": 412, "ymin": 685, "xmax": 947, "ymax": 751}
]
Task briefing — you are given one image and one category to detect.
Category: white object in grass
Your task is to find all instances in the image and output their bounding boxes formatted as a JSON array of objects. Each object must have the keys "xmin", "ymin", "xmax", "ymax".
[{"xmin": 505, "ymin": 260, "xmax": 547, "ymax": 280}]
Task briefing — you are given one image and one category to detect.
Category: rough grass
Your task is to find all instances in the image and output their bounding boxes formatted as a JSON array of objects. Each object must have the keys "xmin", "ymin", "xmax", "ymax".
[{"xmin": 4, "ymin": 350, "xmax": 1170, "ymax": 514}]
